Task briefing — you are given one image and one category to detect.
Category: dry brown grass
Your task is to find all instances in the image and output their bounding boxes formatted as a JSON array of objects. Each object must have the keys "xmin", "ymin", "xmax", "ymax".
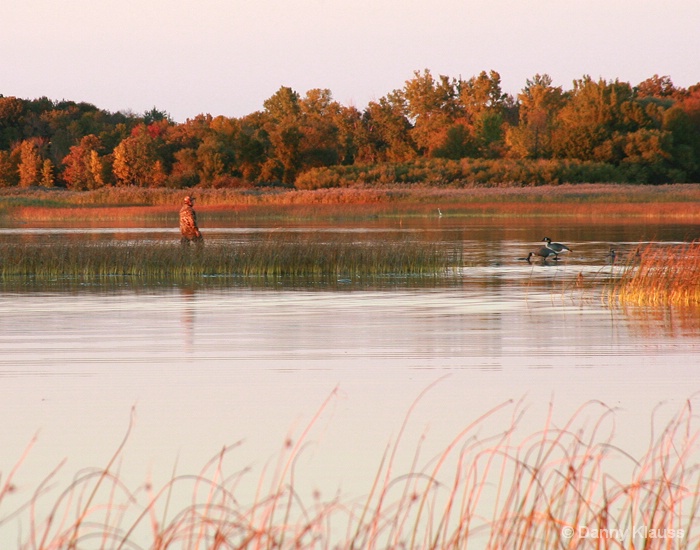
[
  {"xmin": 3, "ymin": 184, "xmax": 700, "ymax": 222},
  {"xmin": 608, "ymin": 243, "xmax": 700, "ymax": 306}
]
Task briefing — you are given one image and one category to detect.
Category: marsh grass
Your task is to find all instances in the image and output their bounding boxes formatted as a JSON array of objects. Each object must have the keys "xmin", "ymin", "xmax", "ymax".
[
  {"xmin": 0, "ymin": 238, "xmax": 460, "ymax": 286},
  {"xmin": 2, "ymin": 397, "xmax": 700, "ymax": 549},
  {"xmin": 4, "ymin": 184, "xmax": 700, "ymax": 223},
  {"xmin": 608, "ymin": 242, "xmax": 700, "ymax": 306}
]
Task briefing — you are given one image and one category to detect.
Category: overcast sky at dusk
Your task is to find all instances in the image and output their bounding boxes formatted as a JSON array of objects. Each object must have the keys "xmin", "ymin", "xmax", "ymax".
[{"xmin": 2, "ymin": 0, "xmax": 699, "ymax": 122}]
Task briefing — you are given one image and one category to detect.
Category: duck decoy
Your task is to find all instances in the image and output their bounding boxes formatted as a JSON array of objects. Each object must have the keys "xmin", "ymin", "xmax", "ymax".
[{"xmin": 542, "ymin": 237, "xmax": 571, "ymax": 256}]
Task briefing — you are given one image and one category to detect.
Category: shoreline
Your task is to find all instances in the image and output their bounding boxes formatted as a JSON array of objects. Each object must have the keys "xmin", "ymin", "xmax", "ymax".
[{"xmin": 2, "ymin": 183, "xmax": 700, "ymax": 222}]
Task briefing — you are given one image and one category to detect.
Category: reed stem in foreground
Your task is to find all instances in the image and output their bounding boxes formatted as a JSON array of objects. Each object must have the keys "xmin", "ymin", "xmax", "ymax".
[{"xmin": 2, "ymin": 399, "xmax": 700, "ymax": 549}]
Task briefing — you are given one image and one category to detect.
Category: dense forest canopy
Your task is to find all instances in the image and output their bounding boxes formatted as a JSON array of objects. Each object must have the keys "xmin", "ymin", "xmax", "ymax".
[{"xmin": 1, "ymin": 70, "xmax": 699, "ymax": 189}]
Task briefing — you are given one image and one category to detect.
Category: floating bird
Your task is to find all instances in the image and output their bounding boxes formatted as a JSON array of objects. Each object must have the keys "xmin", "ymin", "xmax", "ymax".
[
  {"xmin": 607, "ymin": 246, "xmax": 641, "ymax": 264},
  {"xmin": 520, "ymin": 247, "xmax": 560, "ymax": 264},
  {"xmin": 542, "ymin": 237, "xmax": 571, "ymax": 256}
]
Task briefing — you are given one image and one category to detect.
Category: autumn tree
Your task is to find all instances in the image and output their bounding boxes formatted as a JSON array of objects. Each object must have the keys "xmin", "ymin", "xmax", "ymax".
[
  {"xmin": 507, "ymin": 74, "xmax": 563, "ymax": 158},
  {"xmin": 112, "ymin": 124, "xmax": 167, "ymax": 187},
  {"xmin": 457, "ymin": 71, "xmax": 512, "ymax": 157},
  {"xmin": 332, "ymin": 104, "xmax": 363, "ymax": 165},
  {"xmin": 298, "ymin": 88, "xmax": 343, "ymax": 168},
  {"xmin": 635, "ymin": 75, "xmax": 678, "ymax": 100},
  {"xmin": 356, "ymin": 91, "xmax": 416, "ymax": 164},
  {"xmin": 63, "ymin": 134, "xmax": 106, "ymax": 190},
  {"xmin": 459, "ymin": 70, "xmax": 509, "ymax": 121},
  {"xmin": 17, "ymin": 140, "xmax": 42, "ymax": 187},
  {"xmin": 40, "ymin": 159, "xmax": 55, "ymax": 187},
  {"xmin": 262, "ymin": 86, "xmax": 303, "ymax": 183},
  {"xmin": 234, "ymin": 112, "xmax": 271, "ymax": 182},
  {"xmin": 402, "ymin": 69, "xmax": 460, "ymax": 156},
  {"xmin": 552, "ymin": 76, "xmax": 634, "ymax": 161}
]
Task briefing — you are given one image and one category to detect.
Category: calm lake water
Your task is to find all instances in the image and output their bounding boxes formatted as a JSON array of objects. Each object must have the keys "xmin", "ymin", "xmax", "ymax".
[{"xmin": 1, "ymin": 217, "xmax": 699, "ymax": 545}]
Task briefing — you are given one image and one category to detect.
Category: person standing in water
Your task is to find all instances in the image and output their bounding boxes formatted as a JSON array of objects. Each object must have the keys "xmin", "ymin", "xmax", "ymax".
[{"xmin": 179, "ymin": 195, "xmax": 203, "ymax": 245}]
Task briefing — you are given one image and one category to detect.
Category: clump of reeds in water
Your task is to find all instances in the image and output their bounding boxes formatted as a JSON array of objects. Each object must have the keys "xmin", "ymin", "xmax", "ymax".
[
  {"xmin": 608, "ymin": 242, "xmax": 700, "ymax": 306},
  {"xmin": 3, "ymin": 397, "xmax": 700, "ymax": 549},
  {"xmin": 0, "ymin": 238, "xmax": 459, "ymax": 285}
]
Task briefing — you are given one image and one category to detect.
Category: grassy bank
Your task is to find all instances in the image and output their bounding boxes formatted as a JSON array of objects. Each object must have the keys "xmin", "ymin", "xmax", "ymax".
[
  {"xmin": 0, "ymin": 238, "xmax": 459, "ymax": 286},
  {"xmin": 607, "ymin": 242, "xmax": 700, "ymax": 306},
  {"xmin": 2, "ymin": 183, "xmax": 700, "ymax": 222},
  {"xmin": 2, "ymin": 399, "xmax": 699, "ymax": 548}
]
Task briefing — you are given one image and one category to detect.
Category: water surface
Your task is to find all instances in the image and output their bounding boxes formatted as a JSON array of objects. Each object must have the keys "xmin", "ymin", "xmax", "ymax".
[{"xmin": 1, "ymin": 218, "xmax": 699, "ymax": 544}]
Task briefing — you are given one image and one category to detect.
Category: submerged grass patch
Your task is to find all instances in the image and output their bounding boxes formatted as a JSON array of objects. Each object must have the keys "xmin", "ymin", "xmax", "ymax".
[
  {"xmin": 2, "ymin": 397, "xmax": 700, "ymax": 548},
  {"xmin": 0, "ymin": 238, "xmax": 460, "ymax": 285},
  {"xmin": 607, "ymin": 242, "xmax": 700, "ymax": 306}
]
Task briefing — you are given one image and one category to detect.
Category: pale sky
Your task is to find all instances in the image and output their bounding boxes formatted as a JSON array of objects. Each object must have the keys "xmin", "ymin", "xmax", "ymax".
[{"xmin": 2, "ymin": 0, "xmax": 699, "ymax": 122}]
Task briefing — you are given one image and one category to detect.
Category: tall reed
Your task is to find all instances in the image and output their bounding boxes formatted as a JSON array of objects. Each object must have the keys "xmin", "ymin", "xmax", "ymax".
[
  {"xmin": 0, "ymin": 238, "xmax": 459, "ymax": 285},
  {"xmin": 607, "ymin": 242, "xmax": 700, "ymax": 306},
  {"xmin": 2, "ymin": 398, "xmax": 700, "ymax": 548}
]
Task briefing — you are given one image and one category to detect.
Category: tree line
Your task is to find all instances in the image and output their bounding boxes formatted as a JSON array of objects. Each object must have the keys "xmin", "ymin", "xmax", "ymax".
[{"xmin": 1, "ymin": 71, "xmax": 699, "ymax": 190}]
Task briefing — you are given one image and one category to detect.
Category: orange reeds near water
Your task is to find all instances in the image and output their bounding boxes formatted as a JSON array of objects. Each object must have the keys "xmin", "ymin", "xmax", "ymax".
[
  {"xmin": 2, "ymin": 397, "xmax": 700, "ymax": 548},
  {"xmin": 608, "ymin": 242, "xmax": 700, "ymax": 307},
  {"xmin": 4, "ymin": 184, "xmax": 700, "ymax": 222}
]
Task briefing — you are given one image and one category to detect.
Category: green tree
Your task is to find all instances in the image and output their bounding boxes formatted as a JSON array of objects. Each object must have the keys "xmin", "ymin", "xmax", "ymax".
[
  {"xmin": 0, "ymin": 96, "xmax": 25, "ymax": 149},
  {"xmin": 0, "ymin": 150, "xmax": 17, "ymax": 186},
  {"xmin": 663, "ymin": 85, "xmax": 700, "ymax": 180}
]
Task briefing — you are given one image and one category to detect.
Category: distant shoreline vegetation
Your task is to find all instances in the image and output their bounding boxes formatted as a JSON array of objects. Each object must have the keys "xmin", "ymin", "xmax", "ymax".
[
  {"xmin": 3, "ymin": 183, "xmax": 700, "ymax": 223},
  {"xmin": 1, "ymin": 71, "xmax": 699, "ymax": 191}
]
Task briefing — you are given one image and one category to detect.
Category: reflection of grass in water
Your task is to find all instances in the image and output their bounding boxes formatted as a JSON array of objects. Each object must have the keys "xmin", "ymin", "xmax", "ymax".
[
  {"xmin": 0, "ymin": 238, "xmax": 461, "ymax": 284},
  {"xmin": 608, "ymin": 243, "xmax": 700, "ymax": 306},
  {"xmin": 3, "ymin": 396, "xmax": 700, "ymax": 548}
]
